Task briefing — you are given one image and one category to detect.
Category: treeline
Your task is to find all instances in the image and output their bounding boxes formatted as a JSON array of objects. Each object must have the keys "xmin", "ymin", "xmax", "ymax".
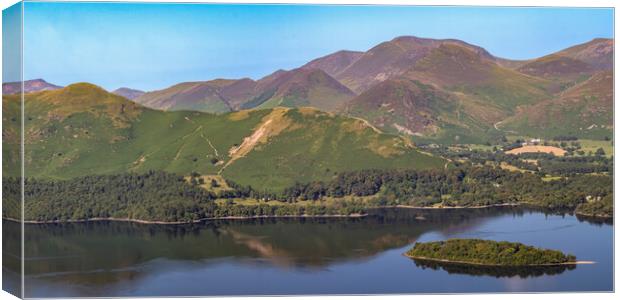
[
  {"xmin": 406, "ymin": 239, "xmax": 576, "ymax": 266},
  {"xmin": 20, "ymin": 171, "xmax": 217, "ymax": 222},
  {"xmin": 535, "ymin": 155, "xmax": 612, "ymax": 175},
  {"xmin": 10, "ymin": 171, "xmax": 362, "ymax": 222},
  {"xmin": 4, "ymin": 165, "xmax": 612, "ymax": 223},
  {"xmin": 277, "ymin": 166, "xmax": 612, "ymax": 210},
  {"xmin": 212, "ymin": 202, "xmax": 365, "ymax": 218}
]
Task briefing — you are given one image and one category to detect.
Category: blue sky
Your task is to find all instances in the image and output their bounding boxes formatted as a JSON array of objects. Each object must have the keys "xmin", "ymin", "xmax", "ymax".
[
  {"xmin": 11, "ymin": 3, "xmax": 615, "ymax": 91},
  {"xmin": 3, "ymin": 2, "xmax": 22, "ymax": 84}
]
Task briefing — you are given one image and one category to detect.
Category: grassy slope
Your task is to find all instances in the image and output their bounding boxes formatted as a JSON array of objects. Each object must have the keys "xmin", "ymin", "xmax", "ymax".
[
  {"xmin": 7, "ymin": 84, "xmax": 444, "ymax": 192},
  {"xmin": 500, "ymin": 71, "xmax": 612, "ymax": 139},
  {"xmin": 252, "ymin": 68, "xmax": 355, "ymax": 113},
  {"xmin": 344, "ymin": 77, "xmax": 502, "ymax": 145},
  {"xmin": 133, "ymin": 80, "xmax": 234, "ymax": 113},
  {"xmin": 406, "ymin": 44, "xmax": 552, "ymax": 114},
  {"xmin": 2, "ymin": 94, "xmax": 21, "ymax": 176},
  {"xmin": 222, "ymin": 108, "xmax": 444, "ymax": 191}
]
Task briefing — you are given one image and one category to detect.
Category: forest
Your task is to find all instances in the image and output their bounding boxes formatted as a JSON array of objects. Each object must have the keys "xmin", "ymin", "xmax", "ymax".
[{"xmin": 2, "ymin": 163, "xmax": 612, "ymax": 223}]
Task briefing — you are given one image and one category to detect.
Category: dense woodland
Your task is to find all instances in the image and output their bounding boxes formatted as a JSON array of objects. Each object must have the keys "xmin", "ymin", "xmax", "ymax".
[
  {"xmin": 279, "ymin": 166, "xmax": 612, "ymax": 210},
  {"xmin": 4, "ymin": 172, "xmax": 362, "ymax": 222},
  {"xmin": 406, "ymin": 239, "xmax": 576, "ymax": 266},
  {"xmin": 3, "ymin": 162, "xmax": 612, "ymax": 222}
]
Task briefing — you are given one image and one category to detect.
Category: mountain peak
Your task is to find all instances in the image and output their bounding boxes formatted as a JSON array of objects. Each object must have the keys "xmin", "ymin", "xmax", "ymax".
[
  {"xmin": 64, "ymin": 82, "xmax": 108, "ymax": 93},
  {"xmin": 112, "ymin": 87, "xmax": 146, "ymax": 100},
  {"xmin": 2, "ymin": 78, "xmax": 62, "ymax": 95}
]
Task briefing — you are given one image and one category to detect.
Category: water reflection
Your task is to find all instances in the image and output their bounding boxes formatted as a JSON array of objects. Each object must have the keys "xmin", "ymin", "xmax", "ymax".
[
  {"xmin": 410, "ymin": 258, "xmax": 577, "ymax": 278},
  {"xmin": 1, "ymin": 206, "xmax": 612, "ymax": 297},
  {"xmin": 19, "ymin": 207, "xmax": 532, "ymax": 274}
]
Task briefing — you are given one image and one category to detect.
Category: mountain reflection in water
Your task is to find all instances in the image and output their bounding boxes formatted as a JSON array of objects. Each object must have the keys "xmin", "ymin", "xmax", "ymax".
[{"xmin": 1, "ymin": 206, "xmax": 612, "ymax": 297}]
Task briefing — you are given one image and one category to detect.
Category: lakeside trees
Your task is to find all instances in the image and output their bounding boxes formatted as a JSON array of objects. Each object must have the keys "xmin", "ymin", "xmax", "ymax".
[
  {"xmin": 6, "ymin": 164, "xmax": 611, "ymax": 223},
  {"xmin": 406, "ymin": 239, "xmax": 576, "ymax": 266},
  {"xmin": 279, "ymin": 166, "xmax": 612, "ymax": 209}
]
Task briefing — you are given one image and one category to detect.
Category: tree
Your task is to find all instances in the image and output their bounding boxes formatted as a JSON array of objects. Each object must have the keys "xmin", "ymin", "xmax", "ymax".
[
  {"xmin": 595, "ymin": 148, "xmax": 606, "ymax": 156},
  {"xmin": 211, "ymin": 179, "xmax": 220, "ymax": 188}
]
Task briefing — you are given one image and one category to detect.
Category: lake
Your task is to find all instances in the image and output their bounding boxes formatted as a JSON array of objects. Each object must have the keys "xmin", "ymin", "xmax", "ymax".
[{"xmin": 3, "ymin": 207, "xmax": 613, "ymax": 297}]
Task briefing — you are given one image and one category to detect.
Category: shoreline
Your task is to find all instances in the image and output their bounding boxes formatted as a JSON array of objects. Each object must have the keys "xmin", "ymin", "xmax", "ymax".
[
  {"xmin": 2, "ymin": 213, "xmax": 369, "ymax": 225},
  {"xmin": 3, "ymin": 203, "xmax": 523, "ymax": 225},
  {"xmin": 403, "ymin": 253, "xmax": 595, "ymax": 266},
  {"xmin": 575, "ymin": 211, "xmax": 613, "ymax": 219},
  {"xmin": 3, "ymin": 201, "xmax": 611, "ymax": 225},
  {"xmin": 392, "ymin": 203, "xmax": 521, "ymax": 210}
]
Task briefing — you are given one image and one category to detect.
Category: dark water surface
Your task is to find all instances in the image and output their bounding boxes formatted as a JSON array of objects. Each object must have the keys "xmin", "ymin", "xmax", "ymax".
[{"xmin": 4, "ymin": 207, "xmax": 613, "ymax": 297}]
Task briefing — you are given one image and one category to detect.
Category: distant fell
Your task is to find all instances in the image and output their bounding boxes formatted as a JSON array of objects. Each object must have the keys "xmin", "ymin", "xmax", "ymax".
[
  {"xmin": 3, "ymin": 79, "xmax": 62, "ymax": 95},
  {"xmin": 112, "ymin": 87, "xmax": 145, "ymax": 100}
]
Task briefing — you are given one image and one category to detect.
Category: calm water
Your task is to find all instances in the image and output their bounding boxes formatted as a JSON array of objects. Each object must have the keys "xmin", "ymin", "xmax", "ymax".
[{"xmin": 3, "ymin": 207, "xmax": 613, "ymax": 297}]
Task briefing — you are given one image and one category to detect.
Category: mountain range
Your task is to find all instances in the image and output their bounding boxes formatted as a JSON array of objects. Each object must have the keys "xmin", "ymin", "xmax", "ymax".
[
  {"xmin": 3, "ymin": 36, "xmax": 613, "ymax": 144},
  {"xmin": 130, "ymin": 36, "xmax": 614, "ymax": 142}
]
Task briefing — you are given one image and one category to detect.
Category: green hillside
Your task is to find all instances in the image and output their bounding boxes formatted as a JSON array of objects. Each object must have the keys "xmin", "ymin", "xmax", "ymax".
[
  {"xmin": 5, "ymin": 83, "xmax": 445, "ymax": 191},
  {"xmin": 344, "ymin": 77, "xmax": 499, "ymax": 144},
  {"xmin": 133, "ymin": 80, "xmax": 234, "ymax": 113},
  {"xmin": 405, "ymin": 43, "xmax": 552, "ymax": 114},
  {"xmin": 500, "ymin": 71, "xmax": 613, "ymax": 139},
  {"xmin": 248, "ymin": 68, "xmax": 356, "ymax": 112}
]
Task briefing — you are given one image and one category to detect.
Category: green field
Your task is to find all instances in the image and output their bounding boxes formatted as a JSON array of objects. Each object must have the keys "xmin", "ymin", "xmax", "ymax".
[{"xmin": 579, "ymin": 139, "xmax": 614, "ymax": 157}]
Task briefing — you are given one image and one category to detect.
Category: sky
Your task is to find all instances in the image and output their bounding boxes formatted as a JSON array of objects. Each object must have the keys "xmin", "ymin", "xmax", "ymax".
[
  {"xmin": 5, "ymin": 2, "xmax": 614, "ymax": 91},
  {"xmin": 3, "ymin": 2, "xmax": 22, "ymax": 84}
]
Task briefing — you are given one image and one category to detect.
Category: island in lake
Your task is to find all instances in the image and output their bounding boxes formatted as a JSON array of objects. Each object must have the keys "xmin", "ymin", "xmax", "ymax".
[{"xmin": 406, "ymin": 239, "xmax": 580, "ymax": 266}]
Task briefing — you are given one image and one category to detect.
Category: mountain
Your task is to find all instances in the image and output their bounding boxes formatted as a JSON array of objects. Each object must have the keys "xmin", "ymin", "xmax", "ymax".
[
  {"xmin": 336, "ymin": 37, "xmax": 613, "ymax": 143},
  {"xmin": 517, "ymin": 54, "xmax": 594, "ymax": 84},
  {"xmin": 133, "ymin": 79, "xmax": 237, "ymax": 113},
  {"xmin": 343, "ymin": 77, "xmax": 498, "ymax": 144},
  {"xmin": 500, "ymin": 71, "xmax": 613, "ymax": 139},
  {"xmin": 515, "ymin": 38, "xmax": 612, "ymax": 87},
  {"xmin": 340, "ymin": 40, "xmax": 552, "ymax": 143},
  {"xmin": 2, "ymin": 79, "xmax": 62, "ymax": 95},
  {"xmin": 301, "ymin": 50, "xmax": 363, "ymax": 77},
  {"xmin": 4, "ymin": 83, "xmax": 444, "ymax": 191},
  {"xmin": 244, "ymin": 68, "xmax": 356, "ymax": 112},
  {"xmin": 404, "ymin": 43, "xmax": 553, "ymax": 113},
  {"xmin": 555, "ymin": 38, "xmax": 613, "ymax": 71},
  {"xmin": 312, "ymin": 36, "xmax": 513, "ymax": 94},
  {"xmin": 112, "ymin": 87, "xmax": 145, "ymax": 100},
  {"xmin": 135, "ymin": 68, "xmax": 355, "ymax": 113}
]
